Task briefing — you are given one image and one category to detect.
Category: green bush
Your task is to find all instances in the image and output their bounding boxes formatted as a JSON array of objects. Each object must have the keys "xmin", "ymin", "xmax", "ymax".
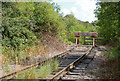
[
  {"xmin": 2, "ymin": 22, "xmax": 38, "ymax": 50},
  {"xmin": 109, "ymin": 47, "xmax": 120, "ymax": 60}
]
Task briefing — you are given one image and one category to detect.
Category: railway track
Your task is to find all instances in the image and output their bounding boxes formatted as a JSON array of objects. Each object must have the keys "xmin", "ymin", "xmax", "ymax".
[
  {"xmin": 0, "ymin": 45, "xmax": 94, "ymax": 81},
  {"xmin": 46, "ymin": 45, "xmax": 94, "ymax": 81},
  {"xmin": 0, "ymin": 46, "xmax": 74, "ymax": 80}
]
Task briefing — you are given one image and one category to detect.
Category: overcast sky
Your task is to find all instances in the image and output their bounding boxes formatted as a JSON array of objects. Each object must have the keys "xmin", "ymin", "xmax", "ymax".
[{"xmin": 52, "ymin": 0, "xmax": 97, "ymax": 23}]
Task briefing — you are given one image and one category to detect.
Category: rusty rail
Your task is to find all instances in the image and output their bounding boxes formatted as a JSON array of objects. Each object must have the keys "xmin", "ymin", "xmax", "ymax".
[
  {"xmin": 47, "ymin": 46, "xmax": 93, "ymax": 81},
  {"xmin": 0, "ymin": 47, "xmax": 74, "ymax": 79}
]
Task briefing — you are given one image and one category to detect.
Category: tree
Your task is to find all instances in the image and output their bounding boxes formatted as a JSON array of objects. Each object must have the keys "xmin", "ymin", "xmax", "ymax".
[{"xmin": 94, "ymin": 2, "xmax": 120, "ymax": 45}]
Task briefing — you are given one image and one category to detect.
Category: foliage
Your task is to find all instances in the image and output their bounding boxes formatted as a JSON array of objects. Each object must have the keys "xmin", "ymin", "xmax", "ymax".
[
  {"xmin": 2, "ymin": 1, "xmax": 97, "ymax": 65},
  {"xmin": 94, "ymin": 2, "xmax": 120, "ymax": 44},
  {"xmin": 109, "ymin": 47, "xmax": 120, "ymax": 60},
  {"xmin": 95, "ymin": 2, "xmax": 120, "ymax": 59},
  {"xmin": 95, "ymin": 2, "xmax": 120, "ymax": 79},
  {"xmin": 2, "ymin": 3, "xmax": 38, "ymax": 50},
  {"xmin": 63, "ymin": 14, "xmax": 95, "ymax": 43}
]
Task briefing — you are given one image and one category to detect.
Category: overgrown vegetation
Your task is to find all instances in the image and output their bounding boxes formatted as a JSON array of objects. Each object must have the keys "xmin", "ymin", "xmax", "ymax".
[
  {"xmin": 94, "ymin": 2, "xmax": 120, "ymax": 79},
  {"xmin": 15, "ymin": 58, "xmax": 59, "ymax": 79},
  {"xmin": 2, "ymin": 1, "xmax": 120, "ymax": 80},
  {"xmin": 95, "ymin": 2, "xmax": 120, "ymax": 46},
  {"xmin": 1, "ymin": 1, "xmax": 96, "ymax": 64},
  {"xmin": 95, "ymin": 2, "xmax": 120, "ymax": 58}
]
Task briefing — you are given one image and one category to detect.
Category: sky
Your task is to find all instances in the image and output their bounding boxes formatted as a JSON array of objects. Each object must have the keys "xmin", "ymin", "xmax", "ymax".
[{"xmin": 52, "ymin": 0, "xmax": 97, "ymax": 23}]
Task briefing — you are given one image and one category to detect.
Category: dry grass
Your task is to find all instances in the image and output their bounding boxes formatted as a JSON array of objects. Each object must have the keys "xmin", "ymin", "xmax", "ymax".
[
  {"xmin": 16, "ymin": 68, "xmax": 37, "ymax": 79},
  {"xmin": 15, "ymin": 58, "xmax": 59, "ymax": 79},
  {"xmin": 37, "ymin": 63, "xmax": 51, "ymax": 78},
  {"xmin": 50, "ymin": 58, "xmax": 59, "ymax": 72},
  {"xmin": 2, "ymin": 34, "xmax": 67, "ymax": 65},
  {"xmin": 1, "ymin": 34, "xmax": 66, "ymax": 75},
  {"xmin": 1, "ymin": 43, "xmax": 49, "ymax": 65}
]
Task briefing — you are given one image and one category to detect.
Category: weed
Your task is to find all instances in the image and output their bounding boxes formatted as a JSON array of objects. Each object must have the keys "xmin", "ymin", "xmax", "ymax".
[
  {"xmin": 67, "ymin": 41, "xmax": 72, "ymax": 45},
  {"xmin": 2, "ymin": 44, "xmax": 48, "ymax": 65},
  {"xmin": 50, "ymin": 58, "xmax": 59, "ymax": 72},
  {"xmin": 88, "ymin": 71, "xmax": 95, "ymax": 75},
  {"xmin": 16, "ymin": 68, "xmax": 37, "ymax": 79},
  {"xmin": 37, "ymin": 63, "xmax": 51, "ymax": 78},
  {"xmin": 2, "ymin": 59, "xmax": 12, "ymax": 73},
  {"xmin": 14, "ymin": 58, "xmax": 59, "ymax": 79},
  {"xmin": 24, "ymin": 69, "xmax": 37, "ymax": 79}
]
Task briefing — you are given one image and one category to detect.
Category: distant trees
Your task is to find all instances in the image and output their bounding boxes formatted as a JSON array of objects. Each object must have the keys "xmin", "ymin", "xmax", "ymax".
[{"xmin": 63, "ymin": 14, "xmax": 96, "ymax": 43}]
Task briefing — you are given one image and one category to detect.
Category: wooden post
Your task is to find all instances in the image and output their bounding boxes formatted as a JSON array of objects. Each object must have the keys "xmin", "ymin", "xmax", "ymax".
[
  {"xmin": 84, "ymin": 36, "xmax": 85, "ymax": 45},
  {"xmin": 76, "ymin": 37, "xmax": 79, "ymax": 46},
  {"xmin": 93, "ymin": 37, "xmax": 95, "ymax": 46},
  {"xmin": 76, "ymin": 37, "xmax": 78, "ymax": 46}
]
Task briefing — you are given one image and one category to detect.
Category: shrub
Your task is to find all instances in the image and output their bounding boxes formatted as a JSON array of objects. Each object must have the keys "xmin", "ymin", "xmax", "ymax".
[{"xmin": 109, "ymin": 47, "xmax": 120, "ymax": 60}]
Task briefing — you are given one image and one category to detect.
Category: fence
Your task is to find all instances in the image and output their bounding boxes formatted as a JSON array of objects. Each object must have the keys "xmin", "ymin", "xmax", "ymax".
[{"xmin": 83, "ymin": 36, "xmax": 104, "ymax": 45}]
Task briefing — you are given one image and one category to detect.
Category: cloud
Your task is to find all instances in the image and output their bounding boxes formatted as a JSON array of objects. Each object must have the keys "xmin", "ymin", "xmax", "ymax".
[
  {"xmin": 61, "ymin": 8, "xmax": 71, "ymax": 16},
  {"xmin": 70, "ymin": 7, "xmax": 80, "ymax": 19},
  {"xmin": 52, "ymin": 0, "xmax": 77, "ymax": 3},
  {"xmin": 53, "ymin": 0, "xmax": 97, "ymax": 22},
  {"xmin": 71, "ymin": 7, "xmax": 77, "ymax": 13},
  {"xmin": 75, "ymin": 0, "xmax": 96, "ymax": 11},
  {"xmin": 74, "ymin": 0, "xmax": 97, "ymax": 22}
]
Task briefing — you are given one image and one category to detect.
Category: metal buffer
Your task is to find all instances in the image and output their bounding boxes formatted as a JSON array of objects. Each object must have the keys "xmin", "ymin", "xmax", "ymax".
[
  {"xmin": 74, "ymin": 31, "xmax": 81, "ymax": 46},
  {"xmin": 89, "ymin": 32, "xmax": 98, "ymax": 46},
  {"xmin": 74, "ymin": 31, "xmax": 98, "ymax": 46}
]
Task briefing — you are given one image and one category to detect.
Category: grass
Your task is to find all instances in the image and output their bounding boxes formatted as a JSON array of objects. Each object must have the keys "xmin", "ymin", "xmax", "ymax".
[
  {"xmin": 2, "ymin": 41, "xmax": 60, "ymax": 79},
  {"xmin": 15, "ymin": 58, "xmax": 59, "ymax": 79},
  {"xmin": 16, "ymin": 68, "xmax": 37, "ymax": 79},
  {"xmin": 88, "ymin": 71, "xmax": 95, "ymax": 75},
  {"xmin": 37, "ymin": 59, "xmax": 59, "ymax": 78},
  {"xmin": 37, "ymin": 63, "xmax": 51, "ymax": 78},
  {"xmin": 24, "ymin": 69, "xmax": 37, "ymax": 79},
  {"xmin": 2, "ymin": 44, "xmax": 48, "ymax": 65},
  {"xmin": 50, "ymin": 58, "xmax": 59, "ymax": 72},
  {"xmin": 2, "ymin": 59, "xmax": 12, "ymax": 73},
  {"xmin": 67, "ymin": 41, "xmax": 72, "ymax": 45}
]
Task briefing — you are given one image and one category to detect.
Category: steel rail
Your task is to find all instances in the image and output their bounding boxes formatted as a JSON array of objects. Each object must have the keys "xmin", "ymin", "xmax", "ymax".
[
  {"xmin": 47, "ymin": 46, "xmax": 93, "ymax": 81},
  {"xmin": 0, "ymin": 47, "xmax": 74, "ymax": 79}
]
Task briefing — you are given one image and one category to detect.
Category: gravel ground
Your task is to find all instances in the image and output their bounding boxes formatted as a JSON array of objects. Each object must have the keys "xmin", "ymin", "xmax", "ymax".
[{"xmin": 81, "ymin": 46, "xmax": 108, "ymax": 79}]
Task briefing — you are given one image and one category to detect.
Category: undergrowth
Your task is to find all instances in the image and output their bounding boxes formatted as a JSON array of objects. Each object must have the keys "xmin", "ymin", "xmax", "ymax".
[
  {"xmin": 100, "ymin": 46, "xmax": 120, "ymax": 80},
  {"xmin": 2, "ymin": 44, "xmax": 48, "ymax": 65},
  {"xmin": 109, "ymin": 47, "xmax": 120, "ymax": 60},
  {"xmin": 14, "ymin": 58, "xmax": 59, "ymax": 79}
]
